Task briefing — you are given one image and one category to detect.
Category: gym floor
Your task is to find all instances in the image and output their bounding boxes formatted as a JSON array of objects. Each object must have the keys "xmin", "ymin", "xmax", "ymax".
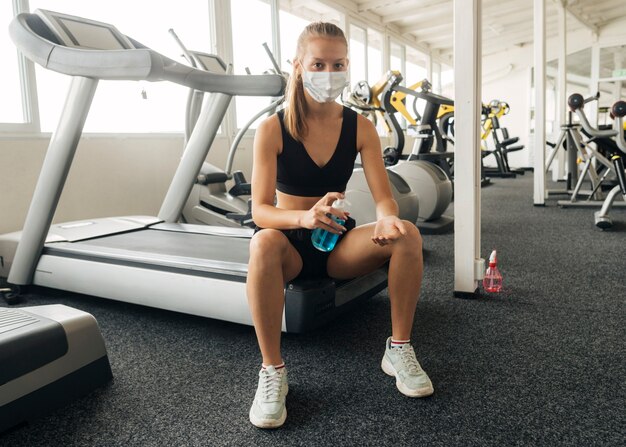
[{"xmin": 1, "ymin": 173, "xmax": 624, "ymax": 446}]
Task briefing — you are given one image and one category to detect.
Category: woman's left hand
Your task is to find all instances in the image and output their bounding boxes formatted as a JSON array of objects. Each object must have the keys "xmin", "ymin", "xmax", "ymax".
[{"xmin": 372, "ymin": 216, "xmax": 408, "ymax": 246}]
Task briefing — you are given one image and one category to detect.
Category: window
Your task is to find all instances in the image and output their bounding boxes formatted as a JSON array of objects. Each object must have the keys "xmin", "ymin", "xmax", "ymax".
[
  {"xmin": 349, "ymin": 25, "xmax": 366, "ymax": 89},
  {"xmin": 279, "ymin": 9, "xmax": 310, "ymax": 72},
  {"xmin": 367, "ymin": 29, "xmax": 383, "ymax": 85},
  {"xmin": 441, "ymin": 64, "xmax": 454, "ymax": 97},
  {"xmin": 390, "ymin": 41, "xmax": 404, "ymax": 76},
  {"xmin": 231, "ymin": 0, "xmax": 273, "ymax": 130},
  {"xmin": 0, "ymin": 1, "xmax": 26, "ymax": 124},
  {"xmin": 406, "ymin": 47, "xmax": 427, "ymax": 85},
  {"xmin": 29, "ymin": 1, "xmax": 211, "ymax": 133},
  {"xmin": 390, "ymin": 42, "xmax": 406, "ymax": 128}
]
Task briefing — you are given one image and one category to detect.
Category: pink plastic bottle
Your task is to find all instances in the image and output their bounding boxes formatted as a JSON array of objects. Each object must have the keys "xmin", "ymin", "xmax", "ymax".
[{"xmin": 483, "ymin": 250, "xmax": 503, "ymax": 293}]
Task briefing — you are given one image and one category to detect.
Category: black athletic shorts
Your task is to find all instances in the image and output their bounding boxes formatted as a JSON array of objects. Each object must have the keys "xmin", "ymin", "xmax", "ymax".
[{"xmin": 254, "ymin": 217, "xmax": 356, "ymax": 280}]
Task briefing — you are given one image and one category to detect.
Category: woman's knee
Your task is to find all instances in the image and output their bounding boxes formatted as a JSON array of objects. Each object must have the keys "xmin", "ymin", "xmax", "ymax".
[
  {"xmin": 396, "ymin": 221, "xmax": 423, "ymax": 253},
  {"xmin": 249, "ymin": 229, "xmax": 290, "ymax": 260}
]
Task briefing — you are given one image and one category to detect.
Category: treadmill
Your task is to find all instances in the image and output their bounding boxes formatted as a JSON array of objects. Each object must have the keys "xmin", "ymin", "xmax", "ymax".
[{"xmin": 1, "ymin": 9, "xmax": 387, "ymax": 334}]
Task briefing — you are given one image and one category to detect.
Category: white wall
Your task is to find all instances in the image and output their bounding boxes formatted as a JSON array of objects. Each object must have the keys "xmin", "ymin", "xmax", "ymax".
[
  {"xmin": 481, "ymin": 68, "xmax": 531, "ymax": 168},
  {"xmin": 0, "ymin": 134, "xmax": 251, "ymax": 234}
]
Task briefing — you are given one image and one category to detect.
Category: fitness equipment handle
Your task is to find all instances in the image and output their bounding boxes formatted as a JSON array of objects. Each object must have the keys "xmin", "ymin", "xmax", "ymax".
[
  {"xmin": 169, "ymin": 28, "xmax": 196, "ymax": 68},
  {"xmin": 262, "ymin": 42, "xmax": 283, "ymax": 76},
  {"xmin": 568, "ymin": 92, "xmax": 617, "ymax": 138},
  {"xmin": 567, "ymin": 91, "xmax": 600, "ymax": 111}
]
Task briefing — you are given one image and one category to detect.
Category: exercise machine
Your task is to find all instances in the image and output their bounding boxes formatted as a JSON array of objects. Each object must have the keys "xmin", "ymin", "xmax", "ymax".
[
  {"xmin": 0, "ymin": 9, "xmax": 388, "ymax": 334},
  {"xmin": 0, "ymin": 305, "xmax": 112, "ymax": 432},
  {"xmin": 344, "ymin": 74, "xmax": 453, "ymax": 233},
  {"xmin": 555, "ymin": 93, "xmax": 626, "ymax": 210},
  {"xmin": 481, "ymin": 100, "xmax": 526, "ymax": 178},
  {"xmin": 594, "ymin": 100, "xmax": 626, "ymax": 229},
  {"xmin": 385, "ymin": 77, "xmax": 455, "ymax": 180},
  {"xmin": 545, "ymin": 109, "xmax": 582, "ymax": 196},
  {"xmin": 172, "ymin": 31, "xmax": 282, "ymax": 228}
]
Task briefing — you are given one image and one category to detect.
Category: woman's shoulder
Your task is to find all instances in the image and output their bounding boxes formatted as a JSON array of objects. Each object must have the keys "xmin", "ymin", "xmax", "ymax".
[
  {"xmin": 254, "ymin": 112, "xmax": 284, "ymax": 155},
  {"xmin": 257, "ymin": 112, "xmax": 282, "ymax": 136},
  {"xmin": 353, "ymin": 109, "xmax": 376, "ymax": 132}
]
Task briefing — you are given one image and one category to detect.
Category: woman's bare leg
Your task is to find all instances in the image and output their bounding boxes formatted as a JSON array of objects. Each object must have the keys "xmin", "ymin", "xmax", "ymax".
[
  {"xmin": 326, "ymin": 221, "xmax": 423, "ymax": 340},
  {"xmin": 247, "ymin": 229, "xmax": 302, "ymax": 365}
]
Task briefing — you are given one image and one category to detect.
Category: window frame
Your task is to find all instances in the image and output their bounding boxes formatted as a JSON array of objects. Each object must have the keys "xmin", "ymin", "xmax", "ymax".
[
  {"xmin": 347, "ymin": 22, "xmax": 368, "ymax": 85},
  {"xmin": 1, "ymin": 0, "xmax": 40, "ymax": 134}
]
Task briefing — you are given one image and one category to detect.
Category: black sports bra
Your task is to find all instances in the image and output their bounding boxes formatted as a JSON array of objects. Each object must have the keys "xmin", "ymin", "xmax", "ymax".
[{"xmin": 275, "ymin": 107, "xmax": 358, "ymax": 197}]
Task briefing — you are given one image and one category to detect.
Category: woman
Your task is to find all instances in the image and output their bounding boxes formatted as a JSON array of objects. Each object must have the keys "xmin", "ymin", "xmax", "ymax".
[{"xmin": 247, "ymin": 22, "xmax": 432, "ymax": 429}]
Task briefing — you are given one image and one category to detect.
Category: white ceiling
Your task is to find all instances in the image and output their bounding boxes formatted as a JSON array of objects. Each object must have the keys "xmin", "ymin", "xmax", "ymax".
[{"xmin": 354, "ymin": 0, "xmax": 626, "ymax": 65}]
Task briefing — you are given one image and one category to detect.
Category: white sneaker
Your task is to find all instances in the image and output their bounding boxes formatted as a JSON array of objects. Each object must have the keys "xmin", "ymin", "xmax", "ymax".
[
  {"xmin": 249, "ymin": 365, "xmax": 288, "ymax": 428},
  {"xmin": 381, "ymin": 337, "xmax": 434, "ymax": 397}
]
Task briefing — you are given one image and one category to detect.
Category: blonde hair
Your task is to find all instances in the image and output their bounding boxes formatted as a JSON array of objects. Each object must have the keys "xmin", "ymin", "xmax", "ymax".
[{"xmin": 284, "ymin": 22, "xmax": 347, "ymax": 142}]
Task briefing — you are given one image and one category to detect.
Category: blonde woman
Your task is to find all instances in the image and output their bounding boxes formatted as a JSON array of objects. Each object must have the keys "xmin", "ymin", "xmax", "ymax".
[{"xmin": 247, "ymin": 22, "xmax": 433, "ymax": 428}]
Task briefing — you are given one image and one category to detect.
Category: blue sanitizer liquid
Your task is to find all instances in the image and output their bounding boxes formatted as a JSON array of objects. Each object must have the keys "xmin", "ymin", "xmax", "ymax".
[
  {"xmin": 311, "ymin": 198, "xmax": 347, "ymax": 252},
  {"xmin": 311, "ymin": 216, "xmax": 345, "ymax": 252}
]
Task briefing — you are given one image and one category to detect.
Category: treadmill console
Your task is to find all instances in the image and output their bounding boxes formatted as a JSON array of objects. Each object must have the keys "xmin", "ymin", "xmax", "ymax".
[
  {"xmin": 193, "ymin": 52, "xmax": 228, "ymax": 74},
  {"xmin": 35, "ymin": 8, "xmax": 134, "ymax": 50}
]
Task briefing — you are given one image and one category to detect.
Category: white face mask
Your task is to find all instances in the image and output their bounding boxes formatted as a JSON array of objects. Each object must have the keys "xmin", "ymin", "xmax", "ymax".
[{"xmin": 302, "ymin": 70, "xmax": 349, "ymax": 103}]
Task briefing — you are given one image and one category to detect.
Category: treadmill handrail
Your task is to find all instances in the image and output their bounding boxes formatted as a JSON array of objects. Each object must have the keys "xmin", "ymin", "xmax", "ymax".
[{"xmin": 9, "ymin": 12, "xmax": 285, "ymax": 97}]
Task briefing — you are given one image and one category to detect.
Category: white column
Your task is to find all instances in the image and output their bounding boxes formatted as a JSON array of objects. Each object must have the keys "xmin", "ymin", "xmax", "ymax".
[
  {"xmin": 270, "ymin": 0, "xmax": 281, "ymax": 69},
  {"xmin": 425, "ymin": 52, "xmax": 433, "ymax": 82},
  {"xmin": 453, "ymin": 0, "xmax": 483, "ymax": 298},
  {"xmin": 533, "ymin": 0, "xmax": 547, "ymax": 205},
  {"xmin": 553, "ymin": 0, "xmax": 567, "ymax": 182},
  {"xmin": 612, "ymin": 53, "xmax": 623, "ymax": 101},
  {"xmin": 433, "ymin": 61, "xmax": 442, "ymax": 94},
  {"xmin": 382, "ymin": 34, "xmax": 390, "ymax": 74},
  {"xmin": 209, "ymin": 0, "xmax": 235, "ymax": 139},
  {"xmin": 589, "ymin": 45, "xmax": 600, "ymax": 128}
]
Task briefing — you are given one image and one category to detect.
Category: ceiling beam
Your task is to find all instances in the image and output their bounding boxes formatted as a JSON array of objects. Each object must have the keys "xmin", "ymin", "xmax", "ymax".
[
  {"xmin": 483, "ymin": 1, "xmax": 534, "ymax": 20},
  {"xmin": 564, "ymin": 1, "xmax": 599, "ymax": 33},
  {"xmin": 399, "ymin": 15, "xmax": 452, "ymax": 31},
  {"xmin": 483, "ymin": 14, "xmax": 536, "ymax": 39},
  {"xmin": 483, "ymin": 15, "xmax": 553, "ymax": 41},
  {"xmin": 597, "ymin": 13, "xmax": 626, "ymax": 29},
  {"xmin": 420, "ymin": 33, "xmax": 453, "ymax": 45},
  {"xmin": 578, "ymin": 2, "xmax": 625, "ymax": 14},
  {"xmin": 382, "ymin": 0, "xmax": 452, "ymax": 24},
  {"xmin": 315, "ymin": 0, "xmax": 436, "ymax": 57},
  {"xmin": 358, "ymin": 0, "xmax": 406, "ymax": 13},
  {"xmin": 401, "ymin": 21, "xmax": 452, "ymax": 36}
]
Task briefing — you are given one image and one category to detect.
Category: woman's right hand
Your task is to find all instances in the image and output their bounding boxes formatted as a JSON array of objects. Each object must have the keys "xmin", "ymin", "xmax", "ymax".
[{"xmin": 299, "ymin": 192, "xmax": 348, "ymax": 234}]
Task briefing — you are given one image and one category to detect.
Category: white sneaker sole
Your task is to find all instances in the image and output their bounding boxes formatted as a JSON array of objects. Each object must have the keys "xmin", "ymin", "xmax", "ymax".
[
  {"xmin": 249, "ymin": 406, "xmax": 287, "ymax": 429},
  {"xmin": 381, "ymin": 356, "xmax": 434, "ymax": 398},
  {"xmin": 249, "ymin": 384, "xmax": 289, "ymax": 429}
]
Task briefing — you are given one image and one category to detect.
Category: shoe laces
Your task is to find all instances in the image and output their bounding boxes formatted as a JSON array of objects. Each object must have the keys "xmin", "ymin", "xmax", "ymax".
[
  {"xmin": 398, "ymin": 345, "xmax": 421, "ymax": 375},
  {"xmin": 260, "ymin": 369, "xmax": 284, "ymax": 402}
]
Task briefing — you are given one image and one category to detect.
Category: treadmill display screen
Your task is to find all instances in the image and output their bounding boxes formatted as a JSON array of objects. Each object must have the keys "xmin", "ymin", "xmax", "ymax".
[
  {"xmin": 196, "ymin": 54, "xmax": 227, "ymax": 74},
  {"xmin": 57, "ymin": 17, "xmax": 129, "ymax": 50},
  {"xmin": 35, "ymin": 9, "xmax": 133, "ymax": 50}
]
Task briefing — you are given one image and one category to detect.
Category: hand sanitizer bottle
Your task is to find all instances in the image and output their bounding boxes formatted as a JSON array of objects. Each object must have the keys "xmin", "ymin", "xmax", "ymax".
[
  {"xmin": 311, "ymin": 199, "xmax": 346, "ymax": 252},
  {"xmin": 483, "ymin": 249, "xmax": 503, "ymax": 293}
]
